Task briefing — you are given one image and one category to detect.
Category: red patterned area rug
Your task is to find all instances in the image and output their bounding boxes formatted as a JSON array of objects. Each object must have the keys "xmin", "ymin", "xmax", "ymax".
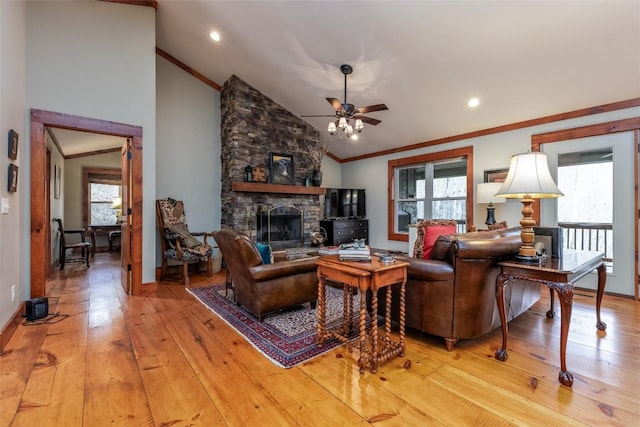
[{"xmin": 187, "ymin": 284, "xmax": 374, "ymax": 368}]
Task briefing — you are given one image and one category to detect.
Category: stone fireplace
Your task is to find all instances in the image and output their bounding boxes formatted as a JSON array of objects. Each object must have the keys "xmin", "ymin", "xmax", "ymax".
[{"xmin": 219, "ymin": 75, "xmax": 325, "ymax": 246}]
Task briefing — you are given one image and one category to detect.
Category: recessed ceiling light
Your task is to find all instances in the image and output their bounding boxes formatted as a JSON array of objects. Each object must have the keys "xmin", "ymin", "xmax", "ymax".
[
  {"xmin": 209, "ymin": 31, "xmax": 221, "ymax": 42},
  {"xmin": 467, "ymin": 97, "xmax": 480, "ymax": 108}
]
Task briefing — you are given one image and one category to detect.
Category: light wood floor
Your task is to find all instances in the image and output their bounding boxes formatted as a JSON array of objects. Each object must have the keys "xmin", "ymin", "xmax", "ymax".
[{"xmin": 1, "ymin": 254, "xmax": 639, "ymax": 426}]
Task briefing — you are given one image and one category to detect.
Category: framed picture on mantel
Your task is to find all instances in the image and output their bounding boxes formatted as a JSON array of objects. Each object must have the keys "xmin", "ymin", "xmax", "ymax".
[{"xmin": 269, "ymin": 152, "xmax": 294, "ymax": 185}]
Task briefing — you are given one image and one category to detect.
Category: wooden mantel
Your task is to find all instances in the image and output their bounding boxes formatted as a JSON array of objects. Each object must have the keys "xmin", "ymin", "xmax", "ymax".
[{"xmin": 232, "ymin": 182, "xmax": 326, "ymax": 195}]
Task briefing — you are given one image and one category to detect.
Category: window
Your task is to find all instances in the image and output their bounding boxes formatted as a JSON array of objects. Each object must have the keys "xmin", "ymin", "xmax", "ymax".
[
  {"xmin": 82, "ymin": 167, "xmax": 122, "ymax": 227},
  {"xmin": 557, "ymin": 148, "xmax": 613, "ymax": 261},
  {"xmin": 90, "ymin": 183, "xmax": 121, "ymax": 225},
  {"xmin": 388, "ymin": 147, "xmax": 473, "ymax": 241}
]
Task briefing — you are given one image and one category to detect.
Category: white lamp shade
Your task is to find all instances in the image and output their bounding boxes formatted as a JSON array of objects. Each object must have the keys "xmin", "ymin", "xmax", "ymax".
[
  {"xmin": 477, "ymin": 182, "xmax": 506, "ymax": 204},
  {"xmin": 111, "ymin": 197, "xmax": 122, "ymax": 209},
  {"xmin": 495, "ymin": 152, "xmax": 563, "ymax": 199}
]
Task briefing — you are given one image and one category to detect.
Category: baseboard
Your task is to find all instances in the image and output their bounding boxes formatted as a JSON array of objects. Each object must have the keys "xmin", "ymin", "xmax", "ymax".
[
  {"xmin": 142, "ymin": 280, "xmax": 158, "ymax": 293},
  {"xmin": 0, "ymin": 301, "xmax": 25, "ymax": 353}
]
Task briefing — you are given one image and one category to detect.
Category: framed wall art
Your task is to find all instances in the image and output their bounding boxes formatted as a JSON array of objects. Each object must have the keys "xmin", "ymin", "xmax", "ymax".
[
  {"xmin": 8, "ymin": 129, "xmax": 18, "ymax": 160},
  {"xmin": 7, "ymin": 163, "xmax": 18, "ymax": 192},
  {"xmin": 533, "ymin": 226, "xmax": 563, "ymax": 258},
  {"xmin": 269, "ymin": 152, "xmax": 294, "ymax": 185},
  {"xmin": 484, "ymin": 168, "xmax": 509, "ymax": 183},
  {"xmin": 54, "ymin": 165, "xmax": 61, "ymax": 199}
]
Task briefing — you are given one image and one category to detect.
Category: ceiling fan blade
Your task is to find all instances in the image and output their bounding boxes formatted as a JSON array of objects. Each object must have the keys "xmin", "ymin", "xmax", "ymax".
[
  {"xmin": 355, "ymin": 103, "xmax": 388, "ymax": 114},
  {"xmin": 326, "ymin": 97, "xmax": 345, "ymax": 114},
  {"xmin": 356, "ymin": 115, "xmax": 382, "ymax": 126}
]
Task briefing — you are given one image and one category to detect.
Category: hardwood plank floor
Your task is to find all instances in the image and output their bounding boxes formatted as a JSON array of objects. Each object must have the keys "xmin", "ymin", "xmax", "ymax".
[{"xmin": 1, "ymin": 254, "xmax": 638, "ymax": 426}]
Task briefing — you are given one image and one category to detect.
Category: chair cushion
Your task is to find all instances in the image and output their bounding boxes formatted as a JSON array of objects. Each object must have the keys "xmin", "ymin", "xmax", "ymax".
[
  {"xmin": 167, "ymin": 223, "xmax": 201, "ymax": 248},
  {"xmin": 163, "ymin": 248, "xmax": 206, "ymax": 261},
  {"xmin": 256, "ymin": 242, "xmax": 273, "ymax": 264}
]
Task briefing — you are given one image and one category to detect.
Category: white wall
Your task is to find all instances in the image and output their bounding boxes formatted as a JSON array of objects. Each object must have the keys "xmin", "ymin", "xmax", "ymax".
[
  {"xmin": 0, "ymin": 0, "xmax": 26, "ymax": 330},
  {"xmin": 156, "ymin": 56, "xmax": 222, "ymax": 265},
  {"xmin": 341, "ymin": 106, "xmax": 640, "ymax": 253},
  {"xmin": 320, "ymin": 155, "xmax": 341, "ymax": 188},
  {"xmin": 25, "ymin": 1, "xmax": 156, "ymax": 285}
]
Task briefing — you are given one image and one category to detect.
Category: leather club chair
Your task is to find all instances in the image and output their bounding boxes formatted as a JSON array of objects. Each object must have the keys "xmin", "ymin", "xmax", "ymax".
[{"xmin": 212, "ymin": 229, "xmax": 318, "ymax": 321}]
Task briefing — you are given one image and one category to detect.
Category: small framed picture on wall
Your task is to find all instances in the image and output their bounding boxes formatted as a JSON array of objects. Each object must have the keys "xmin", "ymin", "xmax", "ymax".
[
  {"xmin": 484, "ymin": 168, "xmax": 509, "ymax": 183},
  {"xmin": 7, "ymin": 164, "xmax": 18, "ymax": 192},
  {"xmin": 54, "ymin": 165, "xmax": 61, "ymax": 199},
  {"xmin": 8, "ymin": 129, "xmax": 18, "ymax": 160}
]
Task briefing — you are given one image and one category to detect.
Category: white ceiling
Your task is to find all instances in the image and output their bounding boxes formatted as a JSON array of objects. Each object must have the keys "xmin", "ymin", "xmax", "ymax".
[
  {"xmin": 49, "ymin": 128, "xmax": 125, "ymax": 157},
  {"xmin": 57, "ymin": 1, "xmax": 640, "ymax": 159}
]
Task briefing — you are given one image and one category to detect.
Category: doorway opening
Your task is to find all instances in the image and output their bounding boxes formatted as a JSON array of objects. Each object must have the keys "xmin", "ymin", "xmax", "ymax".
[{"xmin": 30, "ymin": 109, "xmax": 144, "ymax": 297}]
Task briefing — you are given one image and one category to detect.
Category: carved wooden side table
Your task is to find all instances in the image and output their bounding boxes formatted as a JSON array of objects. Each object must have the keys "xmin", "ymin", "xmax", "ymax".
[
  {"xmin": 316, "ymin": 255, "xmax": 409, "ymax": 374},
  {"xmin": 495, "ymin": 249, "xmax": 607, "ymax": 387}
]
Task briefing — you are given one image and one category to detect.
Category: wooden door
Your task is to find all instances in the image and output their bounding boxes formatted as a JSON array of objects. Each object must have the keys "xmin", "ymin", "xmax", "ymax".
[
  {"xmin": 120, "ymin": 139, "xmax": 131, "ymax": 294},
  {"xmin": 541, "ymin": 132, "xmax": 636, "ymax": 296}
]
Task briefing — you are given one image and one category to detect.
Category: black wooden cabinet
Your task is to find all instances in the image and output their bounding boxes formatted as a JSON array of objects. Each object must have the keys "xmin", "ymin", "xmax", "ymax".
[{"xmin": 320, "ymin": 219, "xmax": 369, "ymax": 246}]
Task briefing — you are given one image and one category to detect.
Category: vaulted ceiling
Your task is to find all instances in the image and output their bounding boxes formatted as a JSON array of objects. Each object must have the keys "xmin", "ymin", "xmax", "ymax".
[
  {"xmin": 155, "ymin": 1, "xmax": 640, "ymax": 160},
  {"xmin": 57, "ymin": 1, "xmax": 640, "ymax": 160}
]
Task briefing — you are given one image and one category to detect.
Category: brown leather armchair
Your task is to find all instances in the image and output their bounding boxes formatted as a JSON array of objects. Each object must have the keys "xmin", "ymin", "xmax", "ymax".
[
  {"xmin": 212, "ymin": 229, "xmax": 318, "ymax": 321},
  {"xmin": 383, "ymin": 227, "xmax": 541, "ymax": 351}
]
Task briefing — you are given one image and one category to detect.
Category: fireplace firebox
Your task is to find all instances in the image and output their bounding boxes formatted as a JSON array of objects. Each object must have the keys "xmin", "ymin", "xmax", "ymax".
[{"xmin": 256, "ymin": 206, "xmax": 304, "ymax": 250}]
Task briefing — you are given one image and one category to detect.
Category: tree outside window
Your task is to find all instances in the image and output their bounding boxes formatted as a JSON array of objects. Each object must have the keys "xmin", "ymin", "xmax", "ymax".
[{"xmin": 90, "ymin": 183, "xmax": 121, "ymax": 225}]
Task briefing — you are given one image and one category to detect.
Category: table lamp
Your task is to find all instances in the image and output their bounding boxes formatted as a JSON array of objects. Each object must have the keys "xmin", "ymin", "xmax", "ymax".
[
  {"xmin": 495, "ymin": 152, "xmax": 563, "ymax": 263},
  {"xmin": 111, "ymin": 197, "xmax": 122, "ymax": 222},
  {"xmin": 476, "ymin": 182, "xmax": 506, "ymax": 226}
]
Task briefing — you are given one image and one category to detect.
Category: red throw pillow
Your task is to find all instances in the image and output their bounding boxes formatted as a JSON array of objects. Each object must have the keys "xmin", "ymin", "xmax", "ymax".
[{"xmin": 423, "ymin": 224, "xmax": 457, "ymax": 259}]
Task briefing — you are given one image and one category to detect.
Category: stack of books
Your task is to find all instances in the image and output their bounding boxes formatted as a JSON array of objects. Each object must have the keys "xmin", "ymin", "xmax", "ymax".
[
  {"xmin": 338, "ymin": 243, "xmax": 371, "ymax": 262},
  {"xmin": 317, "ymin": 245, "xmax": 340, "ymax": 255}
]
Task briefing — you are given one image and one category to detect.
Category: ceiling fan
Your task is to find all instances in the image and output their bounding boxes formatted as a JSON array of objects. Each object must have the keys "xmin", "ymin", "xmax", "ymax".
[{"xmin": 302, "ymin": 64, "xmax": 388, "ymax": 139}]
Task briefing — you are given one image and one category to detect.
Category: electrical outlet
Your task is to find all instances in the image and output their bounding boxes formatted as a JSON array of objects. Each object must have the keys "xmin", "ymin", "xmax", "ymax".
[{"xmin": 11, "ymin": 285, "xmax": 16, "ymax": 302}]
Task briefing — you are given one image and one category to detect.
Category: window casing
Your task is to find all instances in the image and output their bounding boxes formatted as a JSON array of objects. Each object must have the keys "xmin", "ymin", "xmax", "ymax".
[
  {"xmin": 388, "ymin": 147, "xmax": 473, "ymax": 241},
  {"xmin": 82, "ymin": 167, "xmax": 122, "ymax": 227}
]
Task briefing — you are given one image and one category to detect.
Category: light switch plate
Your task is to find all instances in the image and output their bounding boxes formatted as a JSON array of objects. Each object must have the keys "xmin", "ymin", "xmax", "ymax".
[{"xmin": 1, "ymin": 198, "xmax": 9, "ymax": 214}]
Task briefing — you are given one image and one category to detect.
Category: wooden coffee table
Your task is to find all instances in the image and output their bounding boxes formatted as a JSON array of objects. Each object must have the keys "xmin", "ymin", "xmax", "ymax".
[{"xmin": 316, "ymin": 255, "xmax": 409, "ymax": 374}]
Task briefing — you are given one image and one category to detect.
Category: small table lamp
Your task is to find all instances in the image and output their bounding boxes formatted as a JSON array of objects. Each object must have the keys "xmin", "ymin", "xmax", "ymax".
[
  {"xmin": 495, "ymin": 152, "xmax": 563, "ymax": 263},
  {"xmin": 477, "ymin": 182, "xmax": 506, "ymax": 226},
  {"xmin": 111, "ymin": 197, "xmax": 122, "ymax": 222}
]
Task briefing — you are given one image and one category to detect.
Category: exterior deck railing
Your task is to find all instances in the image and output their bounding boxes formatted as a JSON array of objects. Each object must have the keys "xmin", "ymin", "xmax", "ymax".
[{"xmin": 558, "ymin": 222, "xmax": 613, "ymax": 263}]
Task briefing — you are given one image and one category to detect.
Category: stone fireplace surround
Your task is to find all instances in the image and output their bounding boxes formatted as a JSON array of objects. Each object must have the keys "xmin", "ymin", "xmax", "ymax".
[{"xmin": 220, "ymin": 75, "xmax": 326, "ymax": 246}]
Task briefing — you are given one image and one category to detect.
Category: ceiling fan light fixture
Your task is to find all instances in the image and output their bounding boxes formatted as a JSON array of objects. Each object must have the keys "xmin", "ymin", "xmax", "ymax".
[
  {"xmin": 299, "ymin": 64, "xmax": 388, "ymax": 142},
  {"xmin": 351, "ymin": 133, "xmax": 359, "ymax": 141},
  {"xmin": 327, "ymin": 121, "xmax": 337, "ymax": 134}
]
